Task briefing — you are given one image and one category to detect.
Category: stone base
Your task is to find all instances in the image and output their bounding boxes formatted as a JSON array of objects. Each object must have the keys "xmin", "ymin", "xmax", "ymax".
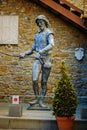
[
  {"xmin": 81, "ymin": 108, "xmax": 87, "ymax": 119},
  {"xmin": 27, "ymin": 104, "xmax": 50, "ymax": 111},
  {"xmin": 9, "ymin": 104, "xmax": 22, "ymax": 117}
]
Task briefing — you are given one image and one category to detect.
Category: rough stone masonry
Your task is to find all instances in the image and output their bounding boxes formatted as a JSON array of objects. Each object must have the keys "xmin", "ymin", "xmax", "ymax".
[{"xmin": 0, "ymin": 0, "xmax": 87, "ymax": 103}]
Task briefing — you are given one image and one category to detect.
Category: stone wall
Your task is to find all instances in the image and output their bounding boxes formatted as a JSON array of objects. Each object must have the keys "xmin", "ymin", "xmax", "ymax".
[
  {"xmin": 0, "ymin": 0, "xmax": 87, "ymax": 103},
  {"xmin": 67, "ymin": 0, "xmax": 83, "ymax": 9}
]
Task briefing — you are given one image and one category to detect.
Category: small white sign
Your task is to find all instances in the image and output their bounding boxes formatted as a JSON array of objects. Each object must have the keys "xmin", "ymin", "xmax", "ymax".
[
  {"xmin": 0, "ymin": 16, "xmax": 18, "ymax": 44},
  {"xmin": 12, "ymin": 95, "xmax": 19, "ymax": 104}
]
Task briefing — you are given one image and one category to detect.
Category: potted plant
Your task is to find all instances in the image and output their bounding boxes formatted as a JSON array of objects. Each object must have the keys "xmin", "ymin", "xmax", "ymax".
[{"xmin": 52, "ymin": 60, "xmax": 78, "ymax": 130}]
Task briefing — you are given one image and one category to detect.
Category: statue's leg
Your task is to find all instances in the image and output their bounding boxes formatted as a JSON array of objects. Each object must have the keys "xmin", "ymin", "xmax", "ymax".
[
  {"xmin": 29, "ymin": 80, "xmax": 39, "ymax": 105},
  {"xmin": 28, "ymin": 60, "xmax": 41, "ymax": 108},
  {"xmin": 39, "ymin": 67, "xmax": 51, "ymax": 108}
]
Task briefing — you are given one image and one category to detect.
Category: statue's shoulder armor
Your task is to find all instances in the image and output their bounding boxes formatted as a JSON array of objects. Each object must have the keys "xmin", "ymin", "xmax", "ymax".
[{"xmin": 46, "ymin": 29, "xmax": 53, "ymax": 36}]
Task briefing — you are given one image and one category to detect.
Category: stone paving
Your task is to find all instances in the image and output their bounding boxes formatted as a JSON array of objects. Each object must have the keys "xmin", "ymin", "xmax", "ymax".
[
  {"xmin": 0, "ymin": 103, "xmax": 55, "ymax": 119},
  {"xmin": 0, "ymin": 101, "xmax": 87, "ymax": 120},
  {"xmin": 0, "ymin": 102, "xmax": 87, "ymax": 130}
]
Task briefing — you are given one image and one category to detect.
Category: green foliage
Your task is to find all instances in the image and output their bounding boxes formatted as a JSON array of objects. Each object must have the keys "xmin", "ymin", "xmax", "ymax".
[{"xmin": 52, "ymin": 61, "xmax": 78, "ymax": 117}]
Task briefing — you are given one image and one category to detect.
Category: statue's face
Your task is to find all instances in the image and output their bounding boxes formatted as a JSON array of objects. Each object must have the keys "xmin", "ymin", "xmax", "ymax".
[{"xmin": 37, "ymin": 19, "xmax": 46, "ymax": 31}]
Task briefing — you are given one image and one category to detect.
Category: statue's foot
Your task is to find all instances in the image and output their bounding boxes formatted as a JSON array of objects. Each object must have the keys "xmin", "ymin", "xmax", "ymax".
[
  {"xmin": 39, "ymin": 100, "xmax": 47, "ymax": 108},
  {"xmin": 27, "ymin": 98, "xmax": 39, "ymax": 110},
  {"xmin": 27, "ymin": 104, "xmax": 31, "ymax": 110},
  {"xmin": 29, "ymin": 98, "xmax": 38, "ymax": 105}
]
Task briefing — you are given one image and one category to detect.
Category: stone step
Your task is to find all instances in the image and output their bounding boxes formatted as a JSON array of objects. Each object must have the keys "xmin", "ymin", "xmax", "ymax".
[
  {"xmin": 0, "ymin": 103, "xmax": 87, "ymax": 130},
  {"xmin": 0, "ymin": 117, "xmax": 58, "ymax": 130},
  {"xmin": 0, "ymin": 116, "xmax": 87, "ymax": 130},
  {"xmin": 0, "ymin": 103, "xmax": 58, "ymax": 130}
]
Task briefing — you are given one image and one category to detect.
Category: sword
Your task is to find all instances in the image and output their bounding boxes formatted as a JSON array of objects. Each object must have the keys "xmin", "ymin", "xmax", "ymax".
[
  {"xmin": 0, "ymin": 51, "xmax": 19, "ymax": 57},
  {"xmin": 0, "ymin": 51, "xmax": 34, "ymax": 58},
  {"xmin": 0, "ymin": 51, "xmax": 44, "ymax": 64}
]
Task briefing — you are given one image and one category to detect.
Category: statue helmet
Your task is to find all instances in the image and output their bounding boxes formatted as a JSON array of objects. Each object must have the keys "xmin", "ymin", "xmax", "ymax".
[{"xmin": 35, "ymin": 15, "xmax": 50, "ymax": 28}]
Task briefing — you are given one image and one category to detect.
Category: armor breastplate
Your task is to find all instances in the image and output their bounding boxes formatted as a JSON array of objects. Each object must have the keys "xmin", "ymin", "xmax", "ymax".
[{"xmin": 32, "ymin": 29, "xmax": 53, "ymax": 56}]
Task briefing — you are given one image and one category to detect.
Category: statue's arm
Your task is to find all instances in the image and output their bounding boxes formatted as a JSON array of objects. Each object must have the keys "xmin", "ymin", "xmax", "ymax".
[{"xmin": 19, "ymin": 48, "xmax": 34, "ymax": 58}]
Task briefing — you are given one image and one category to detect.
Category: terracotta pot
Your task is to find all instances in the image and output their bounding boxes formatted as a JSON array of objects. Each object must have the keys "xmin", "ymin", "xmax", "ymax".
[{"xmin": 56, "ymin": 115, "xmax": 75, "ymax": 130}]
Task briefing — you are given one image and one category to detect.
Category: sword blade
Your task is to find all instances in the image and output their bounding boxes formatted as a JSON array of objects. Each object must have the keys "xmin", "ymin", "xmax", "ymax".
[{"xmin": 0, "ymin": 51, "xmax": 44, "ymax": 64}]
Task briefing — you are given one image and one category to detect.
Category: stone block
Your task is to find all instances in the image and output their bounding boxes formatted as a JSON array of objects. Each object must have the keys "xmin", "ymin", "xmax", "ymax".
[
  {"xmin": 80, "ymin": 108, "xmax": 87, "ymax": 119},
  {"xmin": 9, "ymin": 104, "xmax": 22, "ymax": 117}
]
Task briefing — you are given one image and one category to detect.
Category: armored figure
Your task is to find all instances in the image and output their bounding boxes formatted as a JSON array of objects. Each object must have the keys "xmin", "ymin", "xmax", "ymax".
[{"xmin": 19, "ymin": 15, "xmax": 54, "ymax": 108}]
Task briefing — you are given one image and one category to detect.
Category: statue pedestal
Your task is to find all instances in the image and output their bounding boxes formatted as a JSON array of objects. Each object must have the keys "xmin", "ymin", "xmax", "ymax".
[
  {"xmin": 9, "ymin": 104, "xmax": 22, "ymax": 117},
  {"xmin": 27, "ymin": 104, "xmax": 50, "ymax": 111}
]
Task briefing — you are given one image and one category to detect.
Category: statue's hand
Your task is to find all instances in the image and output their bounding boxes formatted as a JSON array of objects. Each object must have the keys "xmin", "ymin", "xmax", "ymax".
[
  {"xmin": 19, "ymin": 53, "xmax": 25, "ymax": 58},
  {"xmin": 34, "ymin": 52, "xmax": 40, "ymax": 59}
]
